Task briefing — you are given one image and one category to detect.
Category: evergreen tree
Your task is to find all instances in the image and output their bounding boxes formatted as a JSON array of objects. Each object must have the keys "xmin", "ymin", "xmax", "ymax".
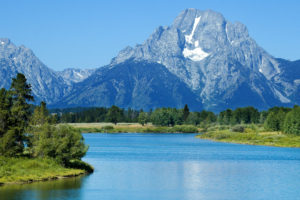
[
  {"xmin": 0, "ymin": 73, "xmax": 34, "ymax": 156},
  {"xmin": 10, "ymin": 73, "xmax": 34, "ymax": 131},
  {"xmin": 0, "ymin": 88, "xmax": 11, "ymax": 137},
  {"xmin": 183, "ymin": 104, "xmax": 190, "ymax": 121}
]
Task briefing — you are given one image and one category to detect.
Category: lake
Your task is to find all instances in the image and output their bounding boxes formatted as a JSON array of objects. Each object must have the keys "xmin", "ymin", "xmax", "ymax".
[{"xmin": 1, "ymin": 133, "xmax": 300, "ymax": 200}]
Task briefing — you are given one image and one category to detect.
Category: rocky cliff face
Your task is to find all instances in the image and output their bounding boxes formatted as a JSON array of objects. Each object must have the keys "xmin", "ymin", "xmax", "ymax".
[
  {"xmin": 110, "ymin": 8, "xmax": 298, "ymax": 111},
  {"xmin": 0, "ymin": 38, "xmax": 70, "ymax": 103},
  {"xmin": 0, "ymin": 38, "xmax": 93, "ymax": 103},
  {"xmin": 56, "ymin": 68, "xmax": 96, "ymax": 85},
  {"xmin": 1, "ymin": 9, "xmax": 299, "ymax": 111},
  {"xmin": 55, "ymin": 60, "xmax": 203, "ymax": 110}
]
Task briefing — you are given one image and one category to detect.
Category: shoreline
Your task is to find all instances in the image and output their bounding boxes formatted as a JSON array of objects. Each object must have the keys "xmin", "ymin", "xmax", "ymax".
[
  {"xmin": 0, "ymin": 171, "xmax": 87, "ymax": 186},
  {"xmin": 0, "ymin": 157, "xmax": 93, "ymax": 186},
  {"xmin": 68, "ymin": 122, "xmax": 300, "ymax": 148},
  {"xmin": 197, "ymin": 130, "xmax": 300, "ymax": 148},
  {"xmin": 67, "ymin": 123, "xmax": 201, "ymax": 134}
]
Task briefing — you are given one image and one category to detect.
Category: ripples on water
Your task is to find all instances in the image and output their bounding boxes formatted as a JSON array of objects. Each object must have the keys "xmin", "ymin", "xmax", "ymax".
[{"xmin": 1, "ymin": 133, "xmax": 300, "ymax": 200}]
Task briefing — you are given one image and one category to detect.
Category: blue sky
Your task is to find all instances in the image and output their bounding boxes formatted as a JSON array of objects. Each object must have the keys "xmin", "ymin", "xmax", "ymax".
[{"xmin": 0, "ymin": 0, "xmax": 299, "ymax": 70}]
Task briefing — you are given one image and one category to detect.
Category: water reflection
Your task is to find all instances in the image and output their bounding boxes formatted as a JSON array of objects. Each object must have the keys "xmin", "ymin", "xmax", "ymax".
[
  {"xmin": 1, "ymin": 133, "xmax": 300, "ymax": 200},
  {"xmin": 0, "ymin": 175, "xmax": 88, "ymax": 200}
]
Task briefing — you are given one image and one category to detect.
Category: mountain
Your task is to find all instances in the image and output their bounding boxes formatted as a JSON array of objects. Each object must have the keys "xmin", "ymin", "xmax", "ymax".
[
  {"xmin": 54, "ymin": 59, "xmax": 203, "ymax": 110},
  {"xmin": 1, "ymin": 9, "xmax": 300, "ymax": 111},
  {"xmin": 56, "ymin": 68, "xmax": 96, "ymax": 85},
  {"xmin": 0, "ymin": 38, "xmax": 70, "ymax": 103},
  {"xmin": 0, "ymin": 38, "xmax": 93, "ymax": 103},
  {"xmin": 108, "ymin": 8, "xmax": 299, "ymax": 111}
]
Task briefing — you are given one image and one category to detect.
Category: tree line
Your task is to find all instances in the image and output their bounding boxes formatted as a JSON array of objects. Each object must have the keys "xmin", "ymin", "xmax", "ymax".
[
  {"xmin": 1, "ymin": 73, "xmax": 300, "ymax": 162},
  {"xmin": 53, "ymin": 102, "xmax": 300, "ymax": 135},
  {"xmin": 0, "ymin": 73, "xmax": 88, "ymax": 167}
]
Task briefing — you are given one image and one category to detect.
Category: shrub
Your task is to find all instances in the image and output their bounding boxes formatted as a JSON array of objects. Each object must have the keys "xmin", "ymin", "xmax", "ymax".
[
  {"xmin": 172, "ymin": 125, "xmax": 198, "ymax": 133},
  {"xmin": 102, "ymin": 125, "xmax": 114, "ymax": 130},
  {"xmin": 66, "ymin": 159, "xmax": 94, "ymax": 173},
  {"xmin": 31, "ymin": 124, "xmax": 89, "ymax": 165},
  {"xmin": 231, "ymin": 125, "xmax": 245, "ymax": 133}
]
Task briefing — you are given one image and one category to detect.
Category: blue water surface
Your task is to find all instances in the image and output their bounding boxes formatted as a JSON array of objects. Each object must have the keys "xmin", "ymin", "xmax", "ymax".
[{"xmin": 1, "ymin": 133, "xmax": 300, "ymax": 200}]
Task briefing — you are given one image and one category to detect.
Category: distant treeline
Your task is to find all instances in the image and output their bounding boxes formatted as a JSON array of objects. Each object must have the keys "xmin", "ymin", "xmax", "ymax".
[
  {"xmin": 51, "ymin": 104, "xmax": 300, "ymax": 134},
  {"xmin": 51, "ymin": 107, "xmax": 140, "ymax": 123}
]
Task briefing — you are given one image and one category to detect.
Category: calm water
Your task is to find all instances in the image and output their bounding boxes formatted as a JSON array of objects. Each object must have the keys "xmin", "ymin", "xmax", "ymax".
[{"xmin": 1, "ymin": 133, "xmax": 300, "ymax": 200}]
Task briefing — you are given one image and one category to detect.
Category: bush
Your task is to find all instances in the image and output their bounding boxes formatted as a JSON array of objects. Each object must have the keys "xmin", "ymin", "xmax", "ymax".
[
  {"xmin": 172, "ymin": 125, "xmax": 198, "ymax": 133},
  {"xmin": 102, "ymin": 125, "xmax": 114, "ymax": 130},
  {"xmin": 66, "ymin": 159, "xmax": 94, "ymax": 173},
  {"xmin": 231, "ymin": 125, "xmax": 245, "ymax": 133},
  {"xmin": 31, "ymin": 124, "xmax": 89, "ymax": 165}
]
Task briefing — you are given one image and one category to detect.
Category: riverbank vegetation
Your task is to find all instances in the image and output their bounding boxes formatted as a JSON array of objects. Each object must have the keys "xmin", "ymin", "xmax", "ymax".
[
  {"xmin": 69, "ymin": 123, "xmax": 200, "ymax": 133},
  {"xmin": 197, "ymin": 124, "xmax": 300, "ymax": 147},
  {"xmin": 56, "ymin": 103, "xmax": 300, "ymax": 147},
  {"xmin": 0, "ymin": 157, "xmax": 85, "ymax": 184},
  {"xmin": 0, "ymin": 74, "xmax": 92, "ymax": 185}
]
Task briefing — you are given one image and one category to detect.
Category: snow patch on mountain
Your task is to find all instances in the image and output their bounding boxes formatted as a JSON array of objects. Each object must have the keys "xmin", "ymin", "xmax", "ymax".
[
  {"xmin": 185, "ymin": 16, "xmax": 201, "ymax": 44},
  {"xmin": 183, "ymin": 47, "xmax": 210, "ymax": 61},
  {"xmin": 56, "ymin": 68, "xmax": 95, "ymax": 85},
  {"xmin": 294, "ymin": 79, "xmax": 300, "ymax": 85}
]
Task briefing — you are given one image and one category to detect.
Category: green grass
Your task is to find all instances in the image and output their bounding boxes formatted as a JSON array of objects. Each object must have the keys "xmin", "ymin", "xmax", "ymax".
[
  {"xmin": 67, "ymin": 123, "xmax": 200, "ymax": 133},
  {"xmin": 197, "ymin": 125, "xmax": 300, "ymax": 148},
  {"xmin": 0, "ymin": 157, "xmax": 86, "ymax": 185}
]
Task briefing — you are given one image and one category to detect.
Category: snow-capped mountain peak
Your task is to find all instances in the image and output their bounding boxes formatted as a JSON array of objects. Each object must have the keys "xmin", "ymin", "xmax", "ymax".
[{"xmin": 109, "ymin": 9, "xmax": 298, "ymax": 110}]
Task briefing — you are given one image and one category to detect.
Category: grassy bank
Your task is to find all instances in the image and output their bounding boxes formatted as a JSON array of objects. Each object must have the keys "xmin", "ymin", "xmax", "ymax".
[
  {"xmin": 197, "ymin": 125, "xmax": 300, "ymax": 148},
  {"xmin": 0, "ymin": 157, "xmax": 91, "ymax": 185},
  {"xmin": 67, "ymin": 123, "xmax": 201, "ymax": 133},
  {"xmin": 68, "ymin": 122, "xmax": 300, "ymax": 147}
]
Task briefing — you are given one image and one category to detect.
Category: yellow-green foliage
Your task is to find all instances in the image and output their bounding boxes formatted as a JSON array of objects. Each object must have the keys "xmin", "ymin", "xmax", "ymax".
[
  {"xmin": 31, "ymin": 124, "xmax": 89, "ymax": 165},
  {"xmin": 72, "ymin": 123, "xmax": 200, "ymax": 133},
  {"xmin": 197, "ymin": 125, "xmax": 300, "ymax": 148},
  {"xmin": 0, "ymin": 157, "xmax": 84, "ymax": 184},
  {"xmin": 172, "ymin": 125, "xmax": 198, "ymax": 133}
]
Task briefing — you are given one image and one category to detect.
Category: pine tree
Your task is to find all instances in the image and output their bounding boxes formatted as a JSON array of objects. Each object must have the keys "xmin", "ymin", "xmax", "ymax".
[
  {"xmin": 183, "ymin": 104, "xmax": 190, "ymax": 121},
  {"xmin": 0, "ymin": 88, "xmax": 12, "ymax": 137},
  {"xmin": 2, "ymin": 73, "xmax": 34, "ymax": 156},
  {"xmin": 10, "ymin": 73, "xmax": 34, "ymax": 130}
]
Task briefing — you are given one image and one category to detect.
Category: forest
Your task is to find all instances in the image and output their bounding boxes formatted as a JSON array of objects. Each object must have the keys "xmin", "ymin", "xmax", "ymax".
[{"xmin": 52, "ymin": 103, "xmax": 300, "ymax": 135}]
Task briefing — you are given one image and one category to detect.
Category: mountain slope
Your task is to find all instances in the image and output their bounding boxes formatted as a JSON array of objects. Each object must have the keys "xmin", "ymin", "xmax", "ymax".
[
  {"xmin": 53, "ymin": 60, "xmax": 203, "ymax": 110},
  {"xmin": 56, "ymin": 68, "xmax": 96, "ymax": 86},
  {"xmin": 0, "ymin": 38, "xmax": 70, "ymax": 103},
  {"xmin": 0, "ymin": 39, "xmax": 95, "ymax": 104},
  {"xmin": 1, "ymin": 9, "xmax": 299, "ymax": 111},
  {"xmin": 110, "ymin": 8, "xmax": 297, "ymax": 111}
]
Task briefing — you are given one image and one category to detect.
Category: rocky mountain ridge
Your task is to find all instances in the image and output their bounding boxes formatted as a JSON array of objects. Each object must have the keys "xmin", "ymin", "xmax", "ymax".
[
  {"xmin": 0, "ymin": 38, "xmax": 94, "ymax": 103},
  {"xmin": 1, "ymin": 9, "xmax": 299, "ymax": 111}
]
